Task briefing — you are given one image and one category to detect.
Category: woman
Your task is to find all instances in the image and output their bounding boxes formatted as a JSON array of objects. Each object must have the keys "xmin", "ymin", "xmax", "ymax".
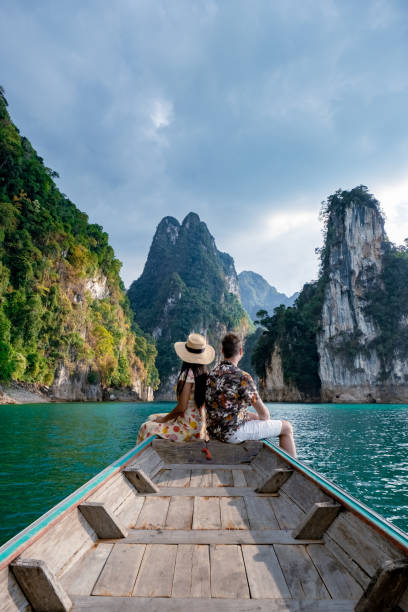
[{"xmin": 136, "ymin": 333, "xmax": 215, "ymax": 443}]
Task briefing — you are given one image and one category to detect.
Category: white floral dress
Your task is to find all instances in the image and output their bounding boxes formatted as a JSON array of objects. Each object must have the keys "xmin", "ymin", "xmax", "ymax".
[{"xmin": 136, "ymin": 369, "xmax": 202, "ymax": 443}]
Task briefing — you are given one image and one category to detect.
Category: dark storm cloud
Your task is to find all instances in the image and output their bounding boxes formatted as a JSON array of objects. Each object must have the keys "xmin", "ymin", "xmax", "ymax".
[{"xmin": 1, "ymin": 0, "xmax": 408, "ymax": 294}]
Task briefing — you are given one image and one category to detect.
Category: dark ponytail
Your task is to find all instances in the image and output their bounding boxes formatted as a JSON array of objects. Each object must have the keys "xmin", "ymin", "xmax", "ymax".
[{"xmin": 176, "ymin": 362, "xmax": 208, "ymax": 407}]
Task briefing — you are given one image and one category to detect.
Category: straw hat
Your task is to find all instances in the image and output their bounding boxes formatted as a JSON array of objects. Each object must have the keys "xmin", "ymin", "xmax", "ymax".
[{"xmin": 174, "ymin": 333, "xmax": 215, "ymax": 365}]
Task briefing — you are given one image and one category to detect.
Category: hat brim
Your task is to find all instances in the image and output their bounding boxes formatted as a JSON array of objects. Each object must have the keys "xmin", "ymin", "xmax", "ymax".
[{"xmin": 174, "ymin": 341, "xmax": 215, "ymax": 365}]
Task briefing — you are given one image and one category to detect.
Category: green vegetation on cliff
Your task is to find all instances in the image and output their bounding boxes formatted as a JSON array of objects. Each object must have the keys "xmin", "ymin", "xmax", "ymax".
[{"xmin": 0, "ymin": 87, "xmax": 158, "ymax": 389}]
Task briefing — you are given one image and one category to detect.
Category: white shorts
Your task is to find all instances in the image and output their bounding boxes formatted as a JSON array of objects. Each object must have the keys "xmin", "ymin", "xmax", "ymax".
[{"xmin": 227, "ymin": 419, "xmax": 282, "ymax": 444}]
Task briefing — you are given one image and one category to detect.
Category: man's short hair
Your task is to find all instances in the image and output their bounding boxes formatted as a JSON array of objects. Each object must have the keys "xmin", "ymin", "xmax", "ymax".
[{"xmin": 222, "ymin": 333, "xmax": 242, "ymax": 358}]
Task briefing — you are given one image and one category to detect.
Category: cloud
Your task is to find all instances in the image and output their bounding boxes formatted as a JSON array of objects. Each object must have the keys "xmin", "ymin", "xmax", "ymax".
[{"xmin": 1, "ymin": 0, "xmax": 408, "ymax": 295}]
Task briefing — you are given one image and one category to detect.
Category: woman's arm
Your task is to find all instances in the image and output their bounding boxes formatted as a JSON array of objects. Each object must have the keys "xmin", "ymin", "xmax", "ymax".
[{"xmin": 154, "ymin": 381, "xmax": 192, "ymax": 423}]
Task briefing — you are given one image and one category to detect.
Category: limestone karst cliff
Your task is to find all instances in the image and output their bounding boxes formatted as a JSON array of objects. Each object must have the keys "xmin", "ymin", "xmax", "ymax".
[
  {"xmin": 128, "ymin": 212, "xmax": 250, "ymax": 399},
  {"xmin": 239, "ymin": 270, "xmax": 298, "ymax": 322},
  {"xmin": 254, "ymin": 186, "xmax": 408, "ymax": 403}
]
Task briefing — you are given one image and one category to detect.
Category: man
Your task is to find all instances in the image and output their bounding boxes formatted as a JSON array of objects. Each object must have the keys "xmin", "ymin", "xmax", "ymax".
[{"xmin": 206, "ymin": 332, "xmax": 296, "ymax": 457}]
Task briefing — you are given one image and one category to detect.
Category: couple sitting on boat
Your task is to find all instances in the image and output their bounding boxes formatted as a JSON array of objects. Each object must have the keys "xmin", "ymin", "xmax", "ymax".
[{"xmin": 137, "ymin": 332, "xmax": 296, "ymax": 457}]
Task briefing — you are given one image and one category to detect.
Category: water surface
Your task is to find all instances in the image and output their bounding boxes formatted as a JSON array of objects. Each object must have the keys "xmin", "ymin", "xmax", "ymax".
[{"xmin": 0, "ymin": 401, "xmax": 407, "ymax": 545}]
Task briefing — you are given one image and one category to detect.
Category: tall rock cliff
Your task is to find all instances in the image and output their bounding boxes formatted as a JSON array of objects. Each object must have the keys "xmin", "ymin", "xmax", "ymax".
[
  {"xmin": 0, "ymin": 87, "xmax": 158, "ymax": 401},
  {"xmin": 238, "ymin": 270, "xmax": 298, "ymax": 321},
  {"xmin": 128, "ymin": 212, "xmax": 250, "ymax": 399},
  {"xmin": 254, "ymin": 186, "xmax": 408, "ymax": 403}
]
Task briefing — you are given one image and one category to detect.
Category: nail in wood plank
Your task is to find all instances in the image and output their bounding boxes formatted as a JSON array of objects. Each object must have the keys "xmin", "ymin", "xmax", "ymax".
[
  {"xmin": 274, "ymin": 544, "xmax": 331, "ymax": 600},
  {"xmin": 61, "ymin": 543, "xmax": 113, "ymax": 595},
  {"xmin": 135, "ymin": 496, "xmax": 170, "ymax": 529},
  {"xmin": 92, "ymin": 543, "xmax": 145, "ymax": 596},
  {"xmin": 292, "ymin": 502, "xmax": 341, "ymax": 540},
  {"xmin": 78, "ymin": 502, "xmax": 128, "ymax": 539},
  {"xmin": 192, "ymin": 497, "xmax": 221, "ymax": 530},
  {"xmin": 255, "ymin": 469, "xmax": 293, "ymax": 494},
  {"xmin": 11, "ymin": 558, "xmax": 72, "ymax": 612},
  {"xmin": 245, "ymin": 496, "xmax": 279, "ymax": 530},
  {"xmin": 133, "ymin": 545, "xmax": 177, "ymax": 597},
  {"xmin": 242, "ymin": 545, "xmax": 291, "ymax": 599},
  {"xmin": 355, "ymin": 559, "xmax": 408, "ymax": 612},
  {"xmin": 210, "ymin": 545, "xmax": 250, "ymax": 599},
  {"xmin": 165, "ymin": 497, "xmax": 194, "ymax": 529},
  {"xmin": 123, "ymin": 468, "xmax": 160, "ymax": 493},
  {"xmin": 220, "ymin": 497, "xmax": 249, "ymax": 530}
]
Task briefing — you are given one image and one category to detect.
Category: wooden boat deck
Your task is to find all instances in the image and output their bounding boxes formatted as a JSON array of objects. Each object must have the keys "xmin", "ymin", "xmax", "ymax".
[{"xmin": 2, "ymin": 438, "xmax": 408, "ymax": 611}]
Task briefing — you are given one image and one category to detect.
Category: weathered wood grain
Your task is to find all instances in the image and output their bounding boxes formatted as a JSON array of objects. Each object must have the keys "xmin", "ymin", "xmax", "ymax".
[
  {"xmin": 245, "ymin": 496, "xmax": 279, "ymax": 529},
  {"xmin": 323, "ymin": 534, "xmax": 370, "ymax": 589},
  {"xmin": 256, "ymin": 469, "xmax": 294, "ymax": 494},
  {"xmin": 165, "ymin": 497, "xmax": 194, "ymax": 529},
  {"xmin": 163, "ymin": 464, "xmax": 253, "ymax": 471},
  {"xmin": 220, "ymin": 497, "xmax": 250, "ymax": 530},
  {"xmin": 11, "ymin": 558, "xmax": 72, "ymax": 612},
  {"xmin": 20, "ymin": 508, "xmax": 96, "ymax": 578},
  {"xmin": 72, "ymin": 595, "xmax": 357, "ymax": 610},
  {"xmin": 152, "ymin": 439, "xmax": 262, "ymax": 464},
  {"xmin": 123, "ymin": 468, "xmax": 160, "ymax": 493},
  {"xmin": 292, "ymin": 502, "xmax": 341, "ymax": 540},
  {"xmin": 163, "ymin": 468, "xmax": 191, "ymax": 488},
  {"xmin": 0, "ymin": 566, "xmax": 30, "ymax": 612},
  {"xmin": 242, "ymin": 544, "xmax": 290, "ymax": 599},
  {"xmin": 189, "ymin": 469, "xmax": 205, "ymax": 487},
  {"xmin": 152, "ymin": 486, "xmax": 275, "ymax": 496},
  {"xmin": 271, "ymin": 491, "xmax": 305, "ymax": 529},
  {"xmin": 193, "ymin": 497, "xmax": 221, "ymax": 529},
  {"xmin": 78, "ymin": 502, "xmax": 127, "ymax": 539},
  {"xmin": 212, "ymin": 470, "xmax": 234, "ymax": 487},
  {"xmin": 87, "ymin": 473, "xmax": 136, "ymax": 512},
  {"xmin": 61, "ymin": 543, "xmax": 113, "ymax": 595},
  {"xmin": 133, "ymin": 545, "xmax": 177, "ymax": 597},
  {"xmin": 281, "ymin": 472, "xmax": 331, "ymax": 513},
  {"xmin": 171, "ymin": 545, "xmax": 193, "ymax": 597},
  {"xmin": 307, "ymin": 544, "xmax": 363, "ymax": 600},
  {"xmin": 355, "ymin": 558, "xmax": 408, "ymax": 612},
  {"xmin": 210, "ymin": 545, "xmax": 250, "ymax": 598},
  {"xmin": 274, "ymin": 544, "xmax": 331, "ymax": 600},
  {"xmin": 92, "ymin": 543, "xmax": 145, "ymax": 596},
  {"xmin": 116, "ymin": 494, "xmax": 145, "ymax": 529},
  {"xmin": 120, "ymin": 529, "xmax": 323, "ymax": 545},
  {"xmin": 135, "ymin": 496, "xmax": 170, "ymax": 529},
  {"xmin": 128, "ymin": 448, "xmax": 163, "ymax": 476},
  {"xmin": 232, "ymin": 470, "xmax": 247, "ymax": 488},
  {"xmin": 172, "ymin": 545, "xmax": 211, "ymax": 598},
  {"xmin": 190, "ymin": 545, "xmax": 211, "ymax": 597}
]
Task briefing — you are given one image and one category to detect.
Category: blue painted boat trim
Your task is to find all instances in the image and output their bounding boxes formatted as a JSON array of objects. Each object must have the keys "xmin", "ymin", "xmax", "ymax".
[
  {"xmin": 0, "ymin": 435, "xmax": 156, "ymax": 567},
  {"xmin": 263, "ymin": 438, "xmax": 408, "ymax": 551}
]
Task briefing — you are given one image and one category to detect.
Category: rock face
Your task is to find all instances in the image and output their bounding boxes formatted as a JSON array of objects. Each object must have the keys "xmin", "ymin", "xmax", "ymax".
[
  {"xmin": 239, "ymin": 271, "xmax": 298, "ymax": 321},
  {"xmin": 128, "ymin": 212, "xmax": 250, "ymax": 400},
  {"xmin": 260, "ymin": 346, "xmax": 309, "ymax": 402}
]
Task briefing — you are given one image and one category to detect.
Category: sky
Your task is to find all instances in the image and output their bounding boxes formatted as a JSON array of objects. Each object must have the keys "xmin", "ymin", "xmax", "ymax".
[{"xmin": 1, "ymin": 0, "xmax": 408, "ymax": 295}]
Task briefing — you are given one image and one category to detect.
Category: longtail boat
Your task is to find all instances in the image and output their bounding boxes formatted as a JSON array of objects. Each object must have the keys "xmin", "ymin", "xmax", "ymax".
[{"xmin": 1, "ymin": 436, "xmax": 408, "ymax": 611}]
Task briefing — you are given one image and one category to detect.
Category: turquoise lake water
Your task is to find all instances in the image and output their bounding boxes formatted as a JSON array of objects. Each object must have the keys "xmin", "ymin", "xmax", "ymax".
[{"xmin": 0, "ymin": 401, "xmax": 407, "ymax": 545}]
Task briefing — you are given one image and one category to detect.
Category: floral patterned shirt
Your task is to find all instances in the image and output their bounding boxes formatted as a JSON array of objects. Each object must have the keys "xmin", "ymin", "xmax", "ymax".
[{"xmin": 205, "ymin": 361, "xmax": 259, "ymax": 442}]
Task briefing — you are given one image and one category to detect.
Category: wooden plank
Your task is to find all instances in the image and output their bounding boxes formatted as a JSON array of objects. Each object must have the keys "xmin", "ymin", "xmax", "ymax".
[
  {"xmin": 171, "ymin": 545, "xmax": 211, "ymax": 598},
  {"xmin": 242, "ymin": 544, "xmax": 291, "ymax": 599},
  {"xmin": 193, "ymin": 497, "xmax": 221, "ymax": 529},
  {"xmin": 133, "ymin": 545, "xmax": 177, "ymax": 597},
  {"xmin": 245, "ymin": 496, "xmax": 279, "ymax": 529},
  {"xmin": 210, "ymin": 545, "xmax": 250, "ymax": 598},
  {"xmin": 220, "ymin": 497, "xmax": 249, "ymax": 530},
  {"xmin": 20, "ymin": 508, "xmax": 96, "ymax": 578},
  {"xmin": 92, "ymin": 543, "xmax": 145, "ymax": 596},
  {"xmin": 232, "ymin": 470, "xmax": 247, "ymax": 488},
  {"xmin": 271, "ymin": 491, "xmax": 306, "ymax": 529},
  {"xmin": 324, "ymin": 534, "xmax": 370, "ymax": 589},
  {"xmin": 152, "ymin": 487, "xmax": 276, "ymax": 496},
  {"xmin": 78, "ymin": 503, "xmax": 127, "ymax": 539},
  {"xmin": 189, "ymin": 469, "xmax": 205, "ymax": 487},
  {"xmin": 135, "ymin": 496, "xmax": 170, "ymax": 529},
  {"xmin": 307, "ymin": 544, "xmax": 364, "ymax": 600},
  {"xmin": 0, "ymin": 566, "xmax": 30, "ymax": 612},
  {"xmin": 152, "ymin": 439, "xmax": 262, "ymax": 464},
  {"xmin": 163, "ymin": 468, "xmax": 191, "ymax": 488},
  {"xmin": 326, "ymin": 511, "xmax": 402, "ymax": 578},
  {"xmin": 274, "ymin": 544, "xmax": 331, "ymax": 599},
  {"xmin": 355, "ymin": 558, "xmax": 408, "ymax": 612},
  {"xmin": 120, "ymin": 529, "xmax": 324, "ymax": 545},
  {"xmin": 251, "ymin": 446, "xmax": 286, "ymax": 474},
  {"xmin": 72, "ymin": 595, "xmax": 357, "ymax": 610},
  {"xmin": 243, "ymin": 469, "xmax": 264, "ymax": 489},
  {"xmin": 281, "ymin": 471, "xmax": 331, "ymax": 513},
  {"xmin": 154, "ymin": 470, "xmax": 171, "ymax": 486},
  {"xmin": 128, "ymin": 447, "xmax": 163, "ymax": 476},
  {"xmin": 61, "ymin": 543, "xmax": 113, "ymax": 595},
  {"xmin": 87, "ymin": 473, "xmax": 136, "ymax": 512},
  {"xmin": 11, "ymin": 558, "xmax": 72, "ymax": 611},
  {"xmin": 212, "ymin": 470, "xmax": 234, "ymax": 487},
  {"xmin": 200, "ymin": 470, "xmax": 212, "ymax": 488},
  {"xmin": 123, "ymin": 468, "xmax": 160, "ymax": 493},
  {"xmin": 164, "ymin": 464, "xmax": 253, "ymax": 470},
  {"xmin": 165, "ymin": 497, "xmax": 194, "ymax": 529},
  {"xmin": 256, "ymin": 469, "xmax": 293, "ymax": 494},
  {"xmin": 116, "ymin": 494, "xmax": 145, "ymax": 529},
  {"xmin": 292, "ymin": 502, "xmax": 341, "ymax": 540}
]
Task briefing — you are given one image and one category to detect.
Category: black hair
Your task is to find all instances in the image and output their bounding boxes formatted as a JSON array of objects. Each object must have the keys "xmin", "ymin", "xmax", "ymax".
[{"xmin": 176, "ymin": 361, "xmax": 208, "ymax": 407}]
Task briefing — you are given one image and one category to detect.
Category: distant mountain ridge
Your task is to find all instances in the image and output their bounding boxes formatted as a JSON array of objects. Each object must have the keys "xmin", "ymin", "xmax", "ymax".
[
  {"xmin": 238, "ymin": 271, "xmax": 298, "ymax": 321},
  {"xmin": 128, "ymin": 212, "xmax": 250, "ymax": 399}
]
